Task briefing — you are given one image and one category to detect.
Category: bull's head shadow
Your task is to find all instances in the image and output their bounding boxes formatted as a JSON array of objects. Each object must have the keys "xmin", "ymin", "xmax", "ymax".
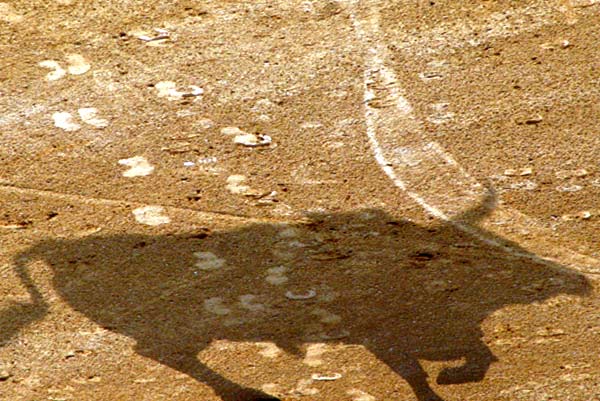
[{"xmin": 2, "ymin": 191, "xmax": 592, "ymax": 401}]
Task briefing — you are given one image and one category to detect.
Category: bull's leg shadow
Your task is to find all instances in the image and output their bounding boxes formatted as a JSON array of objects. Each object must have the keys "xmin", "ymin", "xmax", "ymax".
[
  {"xmin": 384, "ymin": 352, "xmax": 445, "ymax": 401},
  {"xmin": 436, "ymin": 342, "xmax": 497, "ymax": 385},
  {"xmin": 135, "ymin": 343, "xmax": 279, "ymax": 401}
]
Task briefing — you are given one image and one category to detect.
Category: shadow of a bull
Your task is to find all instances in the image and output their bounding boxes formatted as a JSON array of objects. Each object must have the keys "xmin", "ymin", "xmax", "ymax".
[{"xmin": 3, "ymin": 193, "xmax": 592, "ymax": 401}]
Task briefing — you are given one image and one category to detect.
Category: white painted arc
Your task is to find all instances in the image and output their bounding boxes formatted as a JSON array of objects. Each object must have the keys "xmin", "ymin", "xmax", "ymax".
[{"xmin": 346, "ymin": 0, "xmax": 600, "ymax": 275}]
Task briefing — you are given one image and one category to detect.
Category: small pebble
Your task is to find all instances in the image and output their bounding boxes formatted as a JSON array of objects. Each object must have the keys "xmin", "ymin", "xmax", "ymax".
[
  {"xmin": 0, "ymin": 365, "xmax": 11, "ymax": 381},
  {"xmin": 135, "ymin": 28, "xmax": 171, "ymax": 46},
  {"xmin": 285, "ymin": 290, "xmax": 317, "ymax": 300},
  {"xmin": 520, "ymin": 167, "xmax": 533, "ymax": 176},
  {"xmin": 556, "ymin": 169, "xmax": 589, "ymax": 179},
  {"xmin": 562, "ymin": 211, "xmax": 593, "ymax": 221},
  {"xmin": 504, "ymin": 168, "xmax": 532, "ymax": 176},
  {"xmin": 540, "ymin": 39, "xmax": 570, "ymax": 50},
  {"xmin": 197, "ymin": 157, "xmax": 217, "ymax": 165},
  {"xmin": 525, "ymin": 116, "xmax": 543, "ymax": 125},
  {"xmin": 419, "ymin": 71, "xmax": 443, "ymax": 81},
  {"xmin": 311, "ymin": 373, "xmax": 342, "ymax": 381},
  {"xmin": 556, "ymin": 184, "xmax": 583, "ymax": 192},
  {"xmin": 509, "ymin": 180, "xmax": 538, "ymax": 191},
  {"xmin": 234, "ymin": 133, "xmax": 272, "ymax": 147},
  {"xmin": 134, "ymin": 378, "xmax": 157, "ymax": 384}
]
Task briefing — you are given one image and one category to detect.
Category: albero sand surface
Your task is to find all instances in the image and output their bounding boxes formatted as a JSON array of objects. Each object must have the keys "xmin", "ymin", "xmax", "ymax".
[{"xmin": 1, "ymin": 1, "xmax": 599, "ymax": 400}]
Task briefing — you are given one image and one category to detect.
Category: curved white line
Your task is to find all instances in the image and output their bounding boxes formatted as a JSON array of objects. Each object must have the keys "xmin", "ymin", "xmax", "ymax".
[{"xmin": 346, "ymin": 0, "xmax": 600, "ymax": 275}]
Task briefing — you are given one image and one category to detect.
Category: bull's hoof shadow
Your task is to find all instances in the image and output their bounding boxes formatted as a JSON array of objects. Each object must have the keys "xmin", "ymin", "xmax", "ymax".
[
  {"xmin": 436, "ymin": 365, "xmax": 486, "ymax": 385},
  {"xmin": 226, "ymin": 388, "xmax": 280, "ymax": 401}
]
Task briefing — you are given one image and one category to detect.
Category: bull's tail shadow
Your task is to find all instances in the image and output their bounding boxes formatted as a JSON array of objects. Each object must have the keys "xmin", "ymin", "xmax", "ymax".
[
  {"xmin": 0, "ymin": 256, "xmax": 49, "ymax": 346},
  {"xmin": 450, "ymin": 183, "xmax": 497, "ymax": 227}
]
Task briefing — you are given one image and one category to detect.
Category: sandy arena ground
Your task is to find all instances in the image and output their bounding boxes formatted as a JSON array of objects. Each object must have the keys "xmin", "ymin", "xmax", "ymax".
[{"xmin": 1, "ymin": 1, "xmax": 600, "ymax": 400}]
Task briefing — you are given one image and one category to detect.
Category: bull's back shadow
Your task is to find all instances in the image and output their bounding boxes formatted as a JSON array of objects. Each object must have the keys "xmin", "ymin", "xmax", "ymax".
[{"xmin": 7, "ymin": 200, "xmax": 592, "ymax": 401}]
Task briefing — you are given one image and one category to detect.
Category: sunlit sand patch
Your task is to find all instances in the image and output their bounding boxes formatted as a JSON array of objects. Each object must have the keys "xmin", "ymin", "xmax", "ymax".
[
  {"xmin": 66, "ymin": 54, "xmax": 90, "ymax": 75},
  {"xmin": 220, "ymin": 126, "xmax": 246, "ymax": 136},
  {"xmin": 291, "ymin": 379, "xmax": 319, "ymax": 396},
  {"xmin": 155, "ymin": 81, "xmax": 180, "ymax": 99},
  {"xmin": 132, "ymin": 206, "xmax": 171, "ymax": 226},
  {"xmin": 39, "ymin": 60, "xmax": 67, "ymax": 81},
  {"xmin": 226, "ymin": 175, "xmax": 250, "ymax": 194},
  {"xmin": 251, "ymin": 98, "xmax": 276, "ymax": 114},
  {"xmin": 155, "ymin": 81, "xmax": 203, "ymax": 101},
  {"xmin": 195, "ymin": 118, "xmax": 214, "ymax": 129},
  {"xmin": 277, "ymin": 226, "xmax": 299, "ymax": 239},
  {"xmin": 194, "ymin": 251, "xmax": 225, "ymax": 271},
  {"xmin": 312, "ymin": 308, "xmax": 342, "ymax": 324},
  {"xmin": 271, "ymin": 248, "xmax": 295, "ymax": 262},
  {"xmin": 52, "ymin": 112, "xmax": 81, "ymax": 131},
  {"xmin": 427, "ymin": 102, "xmax": 455, "ymax": 124},
  {"xmin": 255, "ymin": 342, "xmax": 283, "ymax": 358},
  {"xmin": 78, "ymin": 108, "xmax": 108, "ymax": 128},
  {"xmin": 204, "ymin": 297, "xmax": 231, "ymax": 316},
  {"xmin": 0, "ymin": 2, "xmax": 23, "ymax": 22},
  {"xmin": 303, "ymin": 343, "xmax": 328, "ymax": 367},
  {"xmin": 118, "ymin": 156, "xmax": 154, "ymax": 177},
  {"xmin": 347, "ymin": 388, "xmax": 376, "ymax": 401},
  {"xmin": 39, "ymin": 54, "xmax": 90, "ymax": 81},
  {"xmin": 238, "ymin": 294, "xmax": 266, "ymax": 312},
  {"xmin": 265, "ymin": 266, "xmax": 289, "ymax": 285},
  {"xmin": 261, "ymin": 383, "xmax": 282, "ymax": 396}
]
